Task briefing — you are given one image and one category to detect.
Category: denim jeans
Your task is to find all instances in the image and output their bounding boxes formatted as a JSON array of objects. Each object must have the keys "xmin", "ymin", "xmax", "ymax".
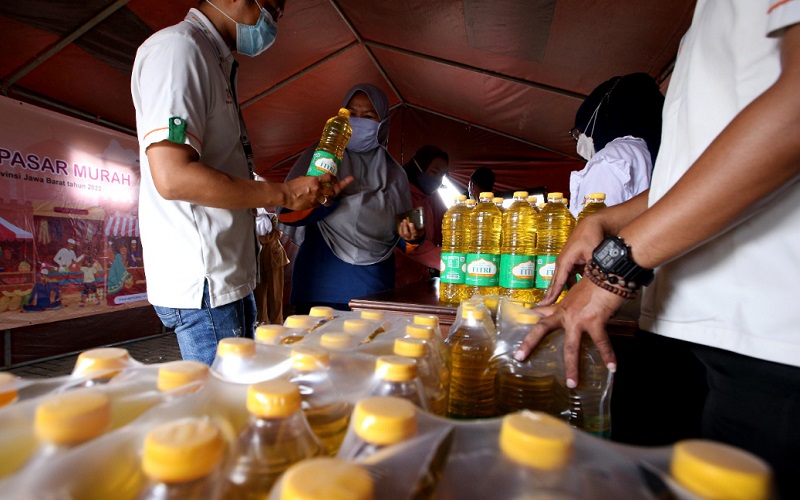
[{"xmin": 153, "ymin": 284, "xmax": 257, "ymax": 365}]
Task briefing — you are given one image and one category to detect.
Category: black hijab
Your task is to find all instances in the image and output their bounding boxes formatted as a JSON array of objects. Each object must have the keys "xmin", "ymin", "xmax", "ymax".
[{"xmin": 574, "ymin": 73, "xmax": 665, "ymax": 163}]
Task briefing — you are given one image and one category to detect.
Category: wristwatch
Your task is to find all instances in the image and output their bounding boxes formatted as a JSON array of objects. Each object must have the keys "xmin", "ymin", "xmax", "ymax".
[{"xmin": 591, "ymin": 236, "xmax": 654, "ymax": 288}]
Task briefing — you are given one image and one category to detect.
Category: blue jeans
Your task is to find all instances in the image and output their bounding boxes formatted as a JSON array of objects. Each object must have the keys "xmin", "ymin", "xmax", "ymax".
[{"xmin": 153, "ymin": 284, "xmax": 257, "ymax": 365}]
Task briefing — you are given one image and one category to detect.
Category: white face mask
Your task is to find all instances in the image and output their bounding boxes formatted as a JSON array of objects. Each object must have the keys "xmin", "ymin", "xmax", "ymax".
[
  {"xmin": 576, "ymin": 133, "xmax": 595, "ymax": 161},
  {"xmin": 207, "ymin": 0, "xmax": 278, "ymax": 57}
]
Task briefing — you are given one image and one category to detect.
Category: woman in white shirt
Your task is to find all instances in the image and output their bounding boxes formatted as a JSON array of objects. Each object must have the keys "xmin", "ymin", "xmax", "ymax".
[{"xmin": 569, "ymin": 73, "xmax": 664, "ymax": 218}]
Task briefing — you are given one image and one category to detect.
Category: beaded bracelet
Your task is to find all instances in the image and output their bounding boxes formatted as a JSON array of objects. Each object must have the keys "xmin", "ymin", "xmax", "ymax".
[{"xmin": 584, "ymin": 262, "xmax": 638, "ymax": 300}]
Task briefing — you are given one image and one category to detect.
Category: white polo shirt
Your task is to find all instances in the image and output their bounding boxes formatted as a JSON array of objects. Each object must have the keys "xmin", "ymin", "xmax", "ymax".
[
  {"xmin": 640, "ymin": 0, "xmax": 800, "ymax": 367},
  {"xmin": 131, "ymin": 9, "xmax": 257, "ymax": 309}
]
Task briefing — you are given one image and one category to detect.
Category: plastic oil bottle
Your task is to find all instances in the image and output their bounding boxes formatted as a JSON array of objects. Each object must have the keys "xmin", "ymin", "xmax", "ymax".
[
  {"xmin": 307, "ymin": 108, "xmax": 352, "ymax": 177},
  {"xmin": 212, "ymin": 337, "xmax": 257, "ymax": 381},
  {"xmin": 496, "ymin": 314, "xmax": 560, "ymax": 416},
  {"xmin": 366, "ymin": 355, "xmax": 428, "ymax": 411},
  {"xmin": 138, "ymin": 418, "xmax": 226, "ymax": 499},
  {"xmin": 274, "ymin": 457, "xmax": 374, "ymax": 500},
  {"xmin": 255, "ymin": 324, "xmax": 289, "ymax": 345},
  {"xmin": 0, "ymin": 372, "xmax": 18, "ymax": 407},
  {"xmin": 70, "ymin": 347, "xmax": 133, "ymax": 387},
  {"xmin": 493, "ymin": 197, "xmax": 506, "ymax": 212},
  {"xmin": 553, "ymin": 334, "xmax": 612, "ymax": 438},
  {"xmin": 282, "ymin": 315, "xmax": 318, "ymax": 344},
  {"xmin": 534, "ymin": 192, "xmax": 575, "ymax": 302},
  {"xmin": 289, "ymin": 346, "xmax": 352, "ymax": 456},
  {"xmin": 439, "ymin": 194, "xmax": 470, "ymax": 306},
  {"xmin": 157, "ymin": 360, "xmax": 209, "ymax": 394},
  {"xmin": 411, "ymin": 315, "xmax": 449, "ymax": 366},
  {"xmin": 464, "ymin": 192, "xmax": 503, "ymax": 298},
  {"xmin": 445, "ymin": 308, "xmax": 497, "ymax": 419},
  {"xmin": 222, "ymin": 380, "xmax": 322, "ymax": 498},
  {"xmin": 405, "ymin": 322, "xmax": 450, "ymax": 388},
  {"xmin": 499, "ymin": 191, "xmax": 538, "ymax": 305},
  {"xmin": 337, "ymin": 396, "xmax": 417, "ymax": 462},
  {"xmin": 394, "ymin": 338, "xmax": 448, "ymax": 416},
  {"xmin": 577, "ymin": 192, "xmax": 607, "ymax": 223}
]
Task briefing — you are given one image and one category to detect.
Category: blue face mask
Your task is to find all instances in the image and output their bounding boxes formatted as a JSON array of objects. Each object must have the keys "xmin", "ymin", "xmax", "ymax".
[
  {"xmin": 347, "ymin": 117, "xmax": 382, "ymax": 152},
  {"xmin": 208, "ymin": 0, "xmax": 278, "ymax": 57}
]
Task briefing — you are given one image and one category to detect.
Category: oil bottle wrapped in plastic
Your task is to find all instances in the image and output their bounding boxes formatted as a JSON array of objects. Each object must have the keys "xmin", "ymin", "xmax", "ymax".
[
  {"xmin": 394, "ymin": 337, "xmax": 448, "ymax": 416},
  {"xmin": 364, "ymin": 355, "xmax": 428, "ymax": 411},
  {"xmin": 445, "ymin": 306, "xmax": 497, "ymax": 419}
]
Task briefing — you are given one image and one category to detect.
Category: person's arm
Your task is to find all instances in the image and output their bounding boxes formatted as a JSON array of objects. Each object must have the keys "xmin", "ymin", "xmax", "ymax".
[
  {"xmin": 517, "ymin": 23, "xmax": 800, "ymax": 387},
  {"xmin": 146, "ymin": 142, "xmax": 351, "ymax": 211}
]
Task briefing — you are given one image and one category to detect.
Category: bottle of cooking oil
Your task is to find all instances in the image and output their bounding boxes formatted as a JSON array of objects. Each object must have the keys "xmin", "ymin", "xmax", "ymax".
[
  {"xmin": 496, "ymin": 314, "xmax": 560, "ymax": 416},
  {"xmin": 138, "ymin": 418, "xmax": 226, "ymax": 499},
  {"xmin": 281, "ymin": 315, "xmax": 318, "ymax": 344},
  {"xmin": 275, "ymin": 457, "xmax": 374, "ymax": 500},
  {"xmin": 0, "ymin": 372, "xmax": 18, "ymax": 407},
  {"xmin": 406, "ymin": 320, "xmax": 450, "ymax": 379},
  {"xmin": 254, "ymin": 323, "xmax": 288, "ymax": 345},
  {"xmin": 320, "ymin": 331, "xmax": 357, "ymax": 351},
  {"xmin": 394, "ymin": 338, "xmax": 448, "ymax": 416},
  {"xmin": 288, "ymin": 347, "xmax": 352, "ymax": 455},
  {"xmin": 553, "ymin": 335, "xmax": 612, "ymax": 438},
  {"xmin": 337, "ymin": 396, "xmax": 417, "ymax": 462},
  {"xmin": 439, "ymin": 194, "xmax": 470, "ymax": 306},
  {"xmin": 70, "ymin": 347, "xmax": 132, "ymax": 387},
  {"xmin": 499, "ymin": 191, "xmax": 538, "ymax": 305},
  {"xmin": 366, "ymin": 355, "xmax": 428, "ymax": 411},
  {"xmin": 212, "ymin": 337, "xmax": 257, "ymax": 381},
  {"xmin": 576, "ymin": 192, "xmax": 607, "ymax": 223},
  {"xmin": 526, "ymin": 195, "xmax": 541, "ymax": 212},
  {"xmin": 670, "ymin": 440, "xmax": 772, "ymax": 500},
  {"xmin": 222, "ymin": 380, "xmax": 322, "ymax": 497},
  {"xmin": 534, "ymin": 192, "xmax": 575, "ymax": 302},
  {"xmin": 307, "ymin": 108, "xmax": 352, "ymax": 177},
  {"xmin": 445, "ymin": 308, "xmax": 497, "ymax": 418},
  {"xmin": 493, "ymin": 197, "xmax": 505, "ymax": 212},
  {"xmin": 157, "ymin": 360, "xmax": 209, "ymax": 394},
  {"xmin": 464, "ymin": 192, "xmax": 502, "ymax": 298}
]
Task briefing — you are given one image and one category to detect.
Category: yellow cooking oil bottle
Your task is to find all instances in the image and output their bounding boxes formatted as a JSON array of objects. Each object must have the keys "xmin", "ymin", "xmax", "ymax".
[
  {"xmin": 445, "ymin": 308, "xmax": 497, "ymax": 419},
  {"xmin": 499, "ymin": 191, "xmax": 538, "ymax": 305},
  {"xmin": 411, "ymin": 314, "xmax": 450, "ymax": 367},
  {"xmin": 71, "ymin": 347, "xmax": 133, "ymax": 387},
  {"xmin": 493, "ymin": 197, "xmax": 506, "ymax": 212},
  {"xmin": 275, "ymin": 457, "xmax": 374, "ymax": 500},
  {"xmin": 439, "ymin": 194, "xmax": 470, "ymax": 306},
  {"xmin": 534, "ymin": 192, "xmax": 575, "ymax": 302},
  {"xmin": 405, "ymin": 321, "xmax": 450, "ymax": 393},
  {"xmin": 464, "ymin": 192, "xmax": 503, "ymax": 298},
  {"xmin": 307, "ymin": 108, "xmax": 352, "ymax": 177},
  {"xmin": 366, "ymin": 355, "xmax": 428, "ymax": 411},
  {"xmin": 288, "ymin": 347, "xmax": 352, "ymax": 455},
  {"xmin": 337, "ymin": 396, "xmax": 417, "ymax": 462},
  {"xmin": 394, "ymin": 337, "xmax": 448, "ymax": 416},
  {"xmin": 222, "ymin": 380, "xmax": 322, "ymax": 498},
  {"xmin": 577, "ymin": 192, "xmax": 607, "ymax": 223}
]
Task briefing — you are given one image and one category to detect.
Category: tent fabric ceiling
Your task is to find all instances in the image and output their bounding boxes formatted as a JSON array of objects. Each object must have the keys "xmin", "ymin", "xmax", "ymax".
[{"xmin": 0, "ymin": 0, "xmax": 696, "ymax": 194}]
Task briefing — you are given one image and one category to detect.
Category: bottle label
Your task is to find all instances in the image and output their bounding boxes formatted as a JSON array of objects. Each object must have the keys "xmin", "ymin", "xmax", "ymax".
[
  {"xmin": 440, "ymin": 252, "xmax": 466, "ymax": 284},
  {"xmin": 307, "ymin": 149, "xmax": 341, "ymax": 177},
  {"xmin": 499, "ymin": 254, "xmax": 535, "ymax": 289},
  {"xmin": 534, "ymin": 255, "xmax": 557, "ymax": 289},
  {"xmin": 465, "ymin": 253, "xmax": 500, "ymax": 286}
]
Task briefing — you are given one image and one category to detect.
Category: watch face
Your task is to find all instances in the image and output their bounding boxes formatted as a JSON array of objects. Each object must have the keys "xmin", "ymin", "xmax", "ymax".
[{"xmin": 595, "ymin": 238, "xmax": 626, "ymax": 269}]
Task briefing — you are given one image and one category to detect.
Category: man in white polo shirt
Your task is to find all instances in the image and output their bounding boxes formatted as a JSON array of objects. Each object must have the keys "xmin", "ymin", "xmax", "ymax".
[
  {"xmin": 517, "ymin": 1, "xmax": 800, "ymax": 496},
  {"xmin": 131, "ymin": 0, "xmax": 351, "ymax": 365}
]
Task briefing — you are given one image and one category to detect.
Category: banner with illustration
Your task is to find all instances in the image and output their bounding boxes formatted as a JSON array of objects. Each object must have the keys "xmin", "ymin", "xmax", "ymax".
[{"xmin": 0, "ymin": 96, "xmax": 146, "ymax": 329}]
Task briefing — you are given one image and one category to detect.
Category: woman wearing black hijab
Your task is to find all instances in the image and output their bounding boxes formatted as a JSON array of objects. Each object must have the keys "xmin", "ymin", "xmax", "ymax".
[{"xmin": 569, "ymin": 73, "xmax": 664, "ymax": 217}]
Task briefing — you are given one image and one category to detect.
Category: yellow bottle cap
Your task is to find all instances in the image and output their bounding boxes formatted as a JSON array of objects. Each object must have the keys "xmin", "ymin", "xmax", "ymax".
[
  {"xmin": 284, "ymin": 315, "xmax": 316, "ymax": 329},
  {"xmin": 500, "ymin": 411, "xmax": 574, "ymax": 470},
  {"xmin": 493, "ymin": 197, "xmax": 504, "ymax": 204},
  {"xmin": 281, "ymin": 457, "xmax": 373, "ymax": 500},
  {"xmin": 255, "ymin": 323, "xmax": 287, "ymax": 343},
  {"xmin": 405, "ymin": 324, "xmax": 434, "ymax": 341},
  {"xmin": 35, "ymin": 391, "xmax": 111, "ymax": 446},
  {"xmin": 142, "ymin": 418, "xmax": 225, "ymax": 483},
  {"xmin": 453, "ymin": 194, "xmax": 467, "ymax": 202},
  {"xmin": 352, "ymin": 396, "xmax": 417, "ymax": 446},
  {"xmin": 291, "ymin": 346, "xmax": 330, "ymax": 372},
  {"xmin": 513, "ymin": 191, "xmax": 529, "ymax": 199},
  {"xmin": 479, "ymin": 192, "xmax": 494, "ymax": 200},
  {"xmin": 157, "ymin": 361, "xmax": 209, "ymax": 392},
  {"xmin": 562, "ymin": 198, "xmax": 569, "ymax": 205},
  {"xmin": 216, "ymin": 337, "xmax": 256, "ymax": 358},
  {"xmin": 463, "ymin": 309, "xmax": 486, "ymax": 321},
  {"xmin": 247, "ymin": 380, "xmax": 301, "ymax": 418},
  {"xmin": 72, "ymin": 347, "xmax": 131, "ymax": 377},
  {"xmin": 338, "ymin": 108, "xmax": 351, "ymax": 118},
  {"xmin": 394, "ymin": 338, "xmax": 427, "ymax": 358},
  {"xmin": 589, "ymin": 192, "xmax": 606, "ymax": 200},
  {"xmin": 670, "ymin": 440, "xmax": 772, "ymax": 500},
  {"xmin": 343, "ymin": 319, "xmax": 370, "ymax": 334},
  {"xmin": 483, "ymin": 296, "xmax": 500, "ymax": 310},
  {"xmin": 0, "ymin": 372, "xmax": 19, "ymax": 407},
  {"xmin": 548, "ymin": 192, "xmax": 563, "ymax": 200},
  {"xmin": 360, "ymin": 310, "xmax": 385, "ymax": 321},
  {"xmin": 375, "ymin": 355, "xmax": 417, "ymax": 382},
  {"xmin": 465, "ymin": 199, "xmax": 477, "ymax": 207},
  {"xmin": 515, "ymin": 312, "xmax": 540, "ymax": 325},
  {"xmin": 413, "ymin": 314, "xmax": 440, "ymax": 328},
  {"xmin": 320, "ymin": 332, "xmax": 354, "ymax": 351},
  {"xmin": 309, "ymin": 306, "xmax": 335, "ymax": 318}
]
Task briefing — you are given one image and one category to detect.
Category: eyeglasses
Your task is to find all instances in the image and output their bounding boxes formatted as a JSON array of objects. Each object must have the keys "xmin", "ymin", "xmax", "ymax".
[{"xmin": 569, "ymin": 128, "xmax": 580, "ymax": 142}]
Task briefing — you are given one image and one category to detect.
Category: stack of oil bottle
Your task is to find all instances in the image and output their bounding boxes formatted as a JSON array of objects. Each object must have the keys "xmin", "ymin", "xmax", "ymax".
[
  {"xmin": 0, "ymin": 305, "xmax": 775, "ymax": 499},
  {"xmin": 440, "ymin": 191, "xmax": 609, "ymax": 307}
]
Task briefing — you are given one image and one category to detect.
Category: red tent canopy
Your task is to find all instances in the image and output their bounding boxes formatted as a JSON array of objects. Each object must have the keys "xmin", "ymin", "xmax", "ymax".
[{"xmin": 0, "ymin": 216, "xmax": 34, "ymax": 242}]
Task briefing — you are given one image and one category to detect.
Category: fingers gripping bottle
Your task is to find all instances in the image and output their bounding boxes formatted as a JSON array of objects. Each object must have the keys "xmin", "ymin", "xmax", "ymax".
[
  {"xmin": 577, "ymin": 192, "xmax": 607, "ymax": 223},
  {"xmin": 465, "ymin": 192, "xmax": 503, "ymax": 298},
  {"xmin": 439, "ymin": 194, "xmax": 470, "ymax": 306},
  {"xmin": 307, "ymin": 108, "xmax": 352, "ymax": 177},
  {"xmin": 500, "ymin": 191, "xmax": 538, "ymax": 304},
  {"xmin": 445, "ymin": 308, "xmax": 497, "ymax": 419},
  {"xmin": 222, "ymin": 380, "xmax": 323, "ymax": 497},
  {"xmin": 534, "ymin": 192, "xmax": 575, "ymax": 302}
]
